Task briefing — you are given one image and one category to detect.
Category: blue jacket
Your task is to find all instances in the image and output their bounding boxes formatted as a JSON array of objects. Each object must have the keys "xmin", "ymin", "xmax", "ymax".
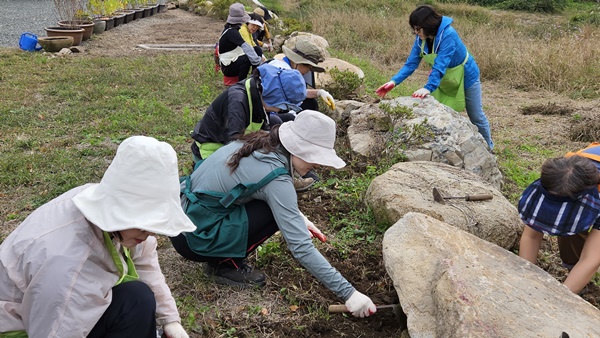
[{"xmin": 391, "ymin": 16, "xmax": 480, "ymax": 92}]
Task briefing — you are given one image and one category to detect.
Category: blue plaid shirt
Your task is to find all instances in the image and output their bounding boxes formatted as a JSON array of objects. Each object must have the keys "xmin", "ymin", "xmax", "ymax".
[{"xmin": 518, "ymin": 180, "xmax": 600, "ymax": 235}]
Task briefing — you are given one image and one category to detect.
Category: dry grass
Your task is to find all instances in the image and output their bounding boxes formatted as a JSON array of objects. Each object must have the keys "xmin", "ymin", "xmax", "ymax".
[{"xmin": 303, "ymin": 1, "xmax": 600, "ymax": 98}]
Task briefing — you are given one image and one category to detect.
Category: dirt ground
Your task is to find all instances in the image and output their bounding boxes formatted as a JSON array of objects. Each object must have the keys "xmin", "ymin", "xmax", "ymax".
[{"xmin": 15, "ymin": 6, "xmax": 600, "ymax": 337}]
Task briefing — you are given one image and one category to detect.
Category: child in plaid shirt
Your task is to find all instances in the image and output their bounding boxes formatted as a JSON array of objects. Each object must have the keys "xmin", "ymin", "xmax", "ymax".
[{"xmin": 518, "ymin": 155, "xmax": 600, "ymax": 294}]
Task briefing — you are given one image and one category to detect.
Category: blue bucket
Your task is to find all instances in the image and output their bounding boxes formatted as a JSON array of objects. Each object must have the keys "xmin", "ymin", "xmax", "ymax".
[{"xmin": 19, "ymin": 32, "xmax": 42, "ymax": 52}]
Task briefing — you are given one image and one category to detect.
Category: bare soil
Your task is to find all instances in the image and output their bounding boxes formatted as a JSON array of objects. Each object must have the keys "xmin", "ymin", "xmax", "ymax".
[{"xmin": 14, "ymin": 6, "xmax": 600, "ymax": 337}]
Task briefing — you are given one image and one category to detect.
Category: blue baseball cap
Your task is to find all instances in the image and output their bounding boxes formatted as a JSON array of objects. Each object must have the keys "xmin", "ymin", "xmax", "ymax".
[{"xmin": 258, "ymin": 64, "xmax": 306, "ymax": 112}]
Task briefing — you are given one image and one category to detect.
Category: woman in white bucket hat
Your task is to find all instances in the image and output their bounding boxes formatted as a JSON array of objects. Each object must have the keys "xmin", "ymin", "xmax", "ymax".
[
  {"xmin": 0, "ymin": 136, "xmax": 196, "ymax": 338},
  {"xmin": 175, "ymin": 110, "xmax": 377, "ymax": 318}
]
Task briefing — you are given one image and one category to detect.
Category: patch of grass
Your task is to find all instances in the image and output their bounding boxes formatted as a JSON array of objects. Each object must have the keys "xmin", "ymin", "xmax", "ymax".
[{"xmin": 0, "ymin": 50, "xmax": 222, "ymax": 221}]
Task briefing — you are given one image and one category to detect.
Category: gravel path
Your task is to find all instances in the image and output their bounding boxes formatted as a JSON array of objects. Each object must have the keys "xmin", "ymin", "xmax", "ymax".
[{"xmin": 0, "ymin": 0, "xmax": 57, "ymax": 48}]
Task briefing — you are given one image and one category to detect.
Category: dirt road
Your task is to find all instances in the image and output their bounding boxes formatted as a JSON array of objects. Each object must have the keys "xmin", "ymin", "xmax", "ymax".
[{"xmin": 85, "ymin": 8, "xmax": 223, "ymax": 57}]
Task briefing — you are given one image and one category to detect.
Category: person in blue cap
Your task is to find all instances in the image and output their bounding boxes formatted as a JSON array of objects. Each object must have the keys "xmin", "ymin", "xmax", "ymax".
[{"xmin": 190, "ymin": 63, "xmax": 306, "ymax": 163}]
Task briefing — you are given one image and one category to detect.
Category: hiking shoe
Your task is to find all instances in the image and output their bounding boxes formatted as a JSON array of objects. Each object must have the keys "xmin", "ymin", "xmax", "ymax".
[
  {"xmin": 294, "ymin": 176, "xmax": 315, "ymax": 192},
  {"xmin": 204, "ymin": 262, "xmax": 266, "ymax": 288},
  {"xmin": 302, "ymin": 170, "xmax": 320, "ymax": 182}
]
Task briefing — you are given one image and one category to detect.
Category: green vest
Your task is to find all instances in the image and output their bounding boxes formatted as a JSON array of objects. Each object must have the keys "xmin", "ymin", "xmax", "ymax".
[
  {"xmin": 181, "ymin": 167, "xmax": 288, "ymax": 257},
  {"xmin": 197, "ymin": 78, "xmax": 265, "ymax": 159},
  {"xmin": 420, "ymin": 39, "xmax": 469, "ymax": 112}
]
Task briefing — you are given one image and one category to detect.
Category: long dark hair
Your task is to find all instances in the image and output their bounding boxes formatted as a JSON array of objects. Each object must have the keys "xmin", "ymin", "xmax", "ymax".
[
  {"xmin": 227, "ymin": 125, "xmax": 282, "ymax": 172},
  {"xmin": 540, "ymin": 156, "xmax": 599, "ymax": 198},
  {"xmin": 409, "ymin": 5, "xmax": 442, "ymax": 38}
]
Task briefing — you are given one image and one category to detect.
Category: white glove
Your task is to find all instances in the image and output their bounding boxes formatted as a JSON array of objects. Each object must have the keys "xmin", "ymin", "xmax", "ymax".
[
  {"xmin": 317, "ymin": 89, "xmax": 336, "ymax": 110},
  {"xmin": 302, "ymin": 213, "xmax": 326, "ymax": 242},
  {"xmin": 345, "ymin": 290, "xmax": 376, "ymax": 318},
  {"xmin": 412, "ymin": 88, "xmax": 430, "ymax": 98},
  {"xmin": 263, "ymin": 43, "xmax": 273, "ymax": 51},
  {"xmin": 163, "ymin": 322, "xmax": 189, "ymax": 338}
]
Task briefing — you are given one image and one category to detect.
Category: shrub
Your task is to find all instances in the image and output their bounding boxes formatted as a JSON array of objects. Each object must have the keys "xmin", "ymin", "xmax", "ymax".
[
  {"xmin": 496, "ymin": 0, "xmax": 567, "ymax": 13},
  {"xmin": 570, "ymin": 11, "xmax": 600, "ymax": 26},
  {"xmin": 322, "ymin": 68, "xmax": 363, "ymax": 100}
]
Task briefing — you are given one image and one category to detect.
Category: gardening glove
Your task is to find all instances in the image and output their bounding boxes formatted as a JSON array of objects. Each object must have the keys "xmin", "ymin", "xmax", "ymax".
[
  {"xmin": 302, "ymin": 213, "xmax": 327, "ymax": 242},
  {"xmin": 263, "ymin": 43, "xmax": 273, "ymax": 52},
  {"xmin": 375, "ymin": 81, "xmax": 395, "ymax": 97},
  {"xmin": 345, "ymin": 290, "xmax": 377, "ymax": 318},
  {"xmin": 163, "ymin": 322, "xmax": 189, "ymax": 338},
  {"xmin": 317, "ymin": 89, "xmax": 336, "ymax": 110},
  {"xmin": 412, "ymin": 88, "xmax": 430, "ymax": 98}
]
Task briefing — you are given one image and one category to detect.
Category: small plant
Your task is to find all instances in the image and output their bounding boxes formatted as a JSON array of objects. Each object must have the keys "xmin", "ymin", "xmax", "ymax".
[
  {"xmin": 323, "ymin": 68, "xmax": 363, "ymax": 100},
  {"xmin": 379, "ymin": 102, "xmax": 414, "ymax": 131},
  {"xmin": 53, "ymin": 0, "xmax": 86, "ymax": 27},
  {"xmin": 377, "ymin": 102, "xmax": 435, "ymax": 158}
]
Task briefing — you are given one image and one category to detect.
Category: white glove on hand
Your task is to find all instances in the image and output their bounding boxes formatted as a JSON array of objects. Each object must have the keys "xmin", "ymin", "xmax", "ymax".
[
  {"xmin": 302, "ymin": 213, "xmax": 326, "ymax": 242},
  {"xmin": 317, "ymin": 89, "xmax": 336, "ymax": 110},
  {"xmin": 163, "ymin": 322, "xmax": 189, "ymax": 338},
  {"xmin": 345, "ymin": 290, "xmax": 377, "ymax": 318},
  {"xmin": 412, "ymin": 88, "xmax": 430, "ymax": 98}
]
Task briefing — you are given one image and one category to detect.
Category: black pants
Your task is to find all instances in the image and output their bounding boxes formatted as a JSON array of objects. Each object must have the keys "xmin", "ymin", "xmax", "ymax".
[
  {"xmin": 88, "ymin": 281, "xmax": 156, "ymax": 338},
  {"xmin": 301, "ymin": 97, "xmax": 319, "ymax": 111},
  {"xmin": 170, "ymin": 199, "xmax": 279, "ymax": 267},
  {"xmin": 221, "ymin": 55, "xmax": 255, "ymax": 81},
  {"xmin": 558, "ymin": 233, "xmax": 588, "ymax": 269}
]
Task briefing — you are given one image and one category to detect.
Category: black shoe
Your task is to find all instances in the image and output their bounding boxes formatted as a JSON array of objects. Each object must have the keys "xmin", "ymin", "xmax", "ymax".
[
  {"xmin": 204, "ymin": 262, "xmax": 266, "ymax": 287},
  {"xmin": 302, "ymin": 170, "xmax": 320, "ymax": 182}
]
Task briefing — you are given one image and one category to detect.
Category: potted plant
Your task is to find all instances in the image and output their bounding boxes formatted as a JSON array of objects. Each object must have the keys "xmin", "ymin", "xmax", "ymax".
[
  {"xmin": 46, "ymin": 0, "xmax": 86, "ymax": 45},
  {"xmin": 90, "ymin": 0, "xmax": 121, "ymax": 31}
]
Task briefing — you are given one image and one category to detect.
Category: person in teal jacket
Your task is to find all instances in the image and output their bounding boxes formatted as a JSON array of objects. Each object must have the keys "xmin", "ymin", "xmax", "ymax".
[
  {"xmin": 376, "ymin": 5, "xmax": 494, "ymax": 151},
  {"xmin": 172, "ymin": 111, "xmax": 377, "ymax": 318}
]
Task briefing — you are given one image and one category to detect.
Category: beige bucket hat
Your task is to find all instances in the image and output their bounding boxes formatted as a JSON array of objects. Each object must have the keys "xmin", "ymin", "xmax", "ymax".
[
  {"xmin": 282, "ymin": 37, "xmax": 326, "ymax": 73},
  {"xmin": 279, "ymin": 110, "xmax": 346, "ymax": 169},
  {"xmin": 73, "ymin": 136, "xmax": 196, "ymax": 237}
]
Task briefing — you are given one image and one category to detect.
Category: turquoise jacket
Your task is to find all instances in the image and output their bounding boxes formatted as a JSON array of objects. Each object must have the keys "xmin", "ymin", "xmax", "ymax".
[
  {"xmin": 181, "ymin": 141, "xmax": 356, "ymax": 300},
  {"xmin": 391, "ymin": 16, "xmax": 480, "ymax": 92}
]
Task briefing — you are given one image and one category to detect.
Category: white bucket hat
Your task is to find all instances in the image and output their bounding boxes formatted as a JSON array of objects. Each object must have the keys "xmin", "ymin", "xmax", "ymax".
[
  {"xmin": 279, "ymin": 110, "xmax": 346, "ymax": 169},
  {"xmin": 72, "ymin": 136, "xmax": 196, "ymax": 237}
]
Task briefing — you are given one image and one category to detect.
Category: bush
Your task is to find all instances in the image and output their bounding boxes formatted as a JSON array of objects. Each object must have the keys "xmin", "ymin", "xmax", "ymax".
[
  {"xmin": 496, "ymin": 0, "xmax": 567, "ymax": 12},
  {"xmin": 470, "ymin": 0, "xmax": 567, "ymax": 12},
  {"xmin": 323, "ymin": 68, "xmax": 363, "ymax": 100},
  {"xmin": 570, "ymin": 11, "xmax": 600, "ymax": 26}
]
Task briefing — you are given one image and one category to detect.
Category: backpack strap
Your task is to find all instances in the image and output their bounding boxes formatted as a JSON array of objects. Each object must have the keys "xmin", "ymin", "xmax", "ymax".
[
  {"xmin": 565, "ymin": 142, "xmax": 600, "ymax": 168},
  {"xmin": 219, "ymin": 167, "xmax": 289, "ymax": 207}
]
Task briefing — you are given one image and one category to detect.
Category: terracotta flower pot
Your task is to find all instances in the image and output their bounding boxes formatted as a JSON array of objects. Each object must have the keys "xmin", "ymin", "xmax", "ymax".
[
  {"xmin": 38, "ymin": 36, "xmax": 74, "ymax": 52},
  {"xmin": 44, "ymin": 26, "xmax": 84, "ymax": 46},
  {"xmin": 58, "ymin": 21, "xmax": 94, "ymax": 41}
]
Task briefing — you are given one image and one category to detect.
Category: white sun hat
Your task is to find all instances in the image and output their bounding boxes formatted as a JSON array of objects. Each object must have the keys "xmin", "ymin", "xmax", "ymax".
[
  {"xmin": 279, "ymin": 110, "xmax": 346, "ymax": 169},
  {"xmin": 72, "ymin": 136, "xmax": 196, "ymax": 237}
]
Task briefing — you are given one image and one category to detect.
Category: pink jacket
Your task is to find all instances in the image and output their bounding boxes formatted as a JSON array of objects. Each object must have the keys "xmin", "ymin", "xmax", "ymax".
[{"xmin": 0, "ymin": 184, "xmax": 180, "ymax": 337}]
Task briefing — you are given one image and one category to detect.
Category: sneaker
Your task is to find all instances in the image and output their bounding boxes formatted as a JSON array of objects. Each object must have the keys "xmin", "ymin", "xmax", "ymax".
[
  {"xmin": 303, "ymin": 170, "xmax": 320, "ymax": 182},
  {"xmin": 294, "ymin": 176, "xmax": 315, "ymax": 192},
  {"xmin": 204, "ymin": 262, "xmax": 266, "ymax": 287}
]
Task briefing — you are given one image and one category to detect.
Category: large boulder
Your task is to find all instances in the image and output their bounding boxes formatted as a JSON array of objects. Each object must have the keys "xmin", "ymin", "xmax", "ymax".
[
  {"xmin": 366, "ymin": 161, "xmax": 521, "ymax": 249},
  {"xmin": 346, "ymin": 97, "xmax": 502, "ymax": 189},
  {"xmin": 383, "ymin": 212, "xmax": 600, "ymax": 338}
]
